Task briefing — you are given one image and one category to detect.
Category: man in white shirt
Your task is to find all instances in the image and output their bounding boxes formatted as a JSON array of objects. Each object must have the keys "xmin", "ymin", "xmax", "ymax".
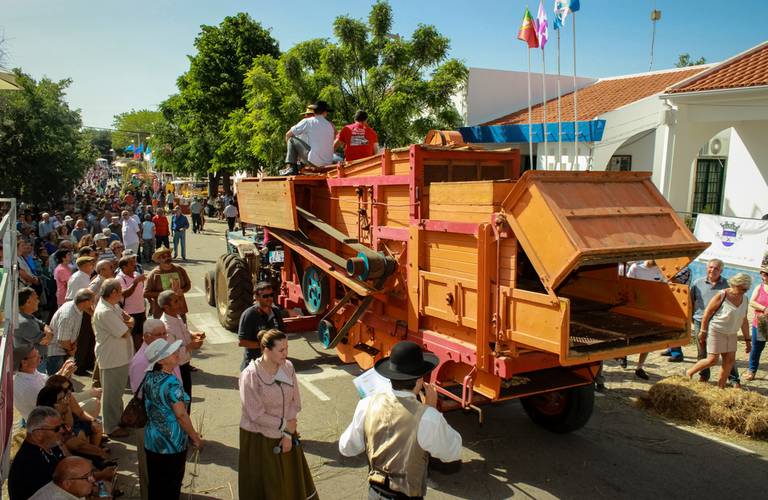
[
  {"xmin": 120, "ymin": 210, "xmax": 141, "ymax": 255},
  {"xmin": 283, "ymin": 100, "xmax": 336, "ymax": 175},
  {"xmin": 222, "ymin": 202, "xmax": 239, "ymax": 232},
  {"xmin": 92, "ymin": 278, "xmax": 134, "ymax": 438},
  {"xmin": 339, "ymin": 341, "xmax": 462, "ymax": 499},
  {"xmin": 46, "ymin": 289, "xmax": 95, "ymax": 375},
  {"xmin": 622, "ymin": 259, "xmax": 666, "ymax": 380},
  {"xmin": 158, "ymin": 290, "xmax": 204, "ymax": 407},
  {"xmin": 65, "ymin": 257, "xmax": 96, "ymax": 301}
]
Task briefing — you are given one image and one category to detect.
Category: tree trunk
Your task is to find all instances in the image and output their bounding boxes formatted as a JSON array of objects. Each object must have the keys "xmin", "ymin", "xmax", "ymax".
[
  {"xmin": 222, "ymin": 171, "xmax": 232, "ymax": 196},
  {"xmin": 207, "ymin": 172, "xmax": 219, "ymax": 199}
]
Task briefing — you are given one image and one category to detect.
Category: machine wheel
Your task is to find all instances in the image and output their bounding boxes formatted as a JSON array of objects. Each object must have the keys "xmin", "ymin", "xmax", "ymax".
[
  {"xmin": 520, "ymin": 384, "xmax": 595, "ymax": 434},
  {"xmin": 215, "ymin": 255, "xmax": 253, "ymax": 331},
  {"xmin": 301, "ymin": 265, "xmax": 329, "ymax": 315},
  {"xmin": 204, "ymin": 270, "xmax": 216, "ymax": 307}
]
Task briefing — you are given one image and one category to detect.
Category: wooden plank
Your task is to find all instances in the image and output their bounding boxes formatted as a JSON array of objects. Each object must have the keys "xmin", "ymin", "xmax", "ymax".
[{"xmin": 237, "ymin": 179, "xmax": 297, "ymax": 230}]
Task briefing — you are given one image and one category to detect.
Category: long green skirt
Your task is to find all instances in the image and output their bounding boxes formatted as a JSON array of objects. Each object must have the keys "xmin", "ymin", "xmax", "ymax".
[{"xmin": 239, "ymin": 428, "xmax": 318, "ymax": 500}]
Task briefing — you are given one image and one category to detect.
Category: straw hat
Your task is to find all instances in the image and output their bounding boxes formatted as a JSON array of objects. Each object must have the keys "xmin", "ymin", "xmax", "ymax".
[{"xmin": 152, "ymin": 246, "xmax": 172, "ymax": 263}]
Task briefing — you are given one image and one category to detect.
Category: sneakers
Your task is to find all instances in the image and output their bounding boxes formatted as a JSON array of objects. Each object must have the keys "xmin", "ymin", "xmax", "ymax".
[{"xmin": 635, "ymin": 368, "xmax": 649, "ymax": 380}]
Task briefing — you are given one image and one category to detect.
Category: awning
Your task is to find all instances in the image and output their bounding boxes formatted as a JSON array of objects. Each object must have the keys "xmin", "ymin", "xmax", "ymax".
[
  {"xmin": 459, "ymin": 120, "xmax": 606, "ymax": 144},
  {"xmin": 0, "ymin": 71, "xmax": 20, "ymax": 91}
]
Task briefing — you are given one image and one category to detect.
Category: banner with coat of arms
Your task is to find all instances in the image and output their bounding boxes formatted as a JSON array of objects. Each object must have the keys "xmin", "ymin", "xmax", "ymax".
[{"xmin": 693, "ymin": 214, "xmax": 768, "ymax": 269}]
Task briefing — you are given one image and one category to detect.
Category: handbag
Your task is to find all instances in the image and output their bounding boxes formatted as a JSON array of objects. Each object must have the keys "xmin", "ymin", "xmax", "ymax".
[{"xmin": 120, "ymin": 375, "xmax": 148, "ymax": 428}]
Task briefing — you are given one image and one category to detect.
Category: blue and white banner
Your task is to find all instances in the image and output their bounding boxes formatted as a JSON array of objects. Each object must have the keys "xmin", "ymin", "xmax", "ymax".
[{"xmin": 693, "ymin": 214, "xmax": 768, "ymax": 269}]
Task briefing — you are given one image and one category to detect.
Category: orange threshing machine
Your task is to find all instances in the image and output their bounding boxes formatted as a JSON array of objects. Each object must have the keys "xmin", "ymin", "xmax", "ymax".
[{"xmin": 235, "ymin": 133, "xmax": 708, "ymax": 431}]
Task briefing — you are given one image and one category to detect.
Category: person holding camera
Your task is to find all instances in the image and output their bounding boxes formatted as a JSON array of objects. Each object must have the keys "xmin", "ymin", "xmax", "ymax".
[
  {"xmin": 238, "ymin": 329, "xmax": 316, "ymax": 499},
  {"xmin": 339, "ymin": 341, "xmax": 462, "ymax": 499}
]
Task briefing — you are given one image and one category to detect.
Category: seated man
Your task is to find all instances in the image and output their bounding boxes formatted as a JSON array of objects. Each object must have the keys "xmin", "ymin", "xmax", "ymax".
[
  {"xmin": 30, "ymin": 456, "xmax": 97, "ymax": 500},
  {"xmin": 13, "ymin": 345, "xmax": 81, "ymax": 422},
  {"xmin": 283, "ymin": 100, "xmax": 336, "ymax": 175},
  {"xmin": 334, "ymin": 109, "xmax": 379, "ymax": 162},
  {"xmin": 8, "ymin": 406, "xmax": 68, "ymax": 500}
]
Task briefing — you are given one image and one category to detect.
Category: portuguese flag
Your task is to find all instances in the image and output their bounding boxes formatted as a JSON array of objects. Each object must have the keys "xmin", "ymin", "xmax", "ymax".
[{"xmin": 517, "ymin": 7, "xmax": 540, "ymax": 49}]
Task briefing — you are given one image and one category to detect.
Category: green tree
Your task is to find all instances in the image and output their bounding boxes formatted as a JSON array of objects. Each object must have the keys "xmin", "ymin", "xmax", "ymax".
[
  {"xmin": 160, "ymin": 13, "xmax": 280, "ymax": 191},
  {"xmin": 236, "ymin": 1, "xmax": 467, "ymax": 171},
  {"xmin": 675, "ymin": 53, "xmax": 707, "ymax": 68},
  {"xmin": 112, "ymin": 109, "xmax": 163, "ymax": 152},
  {"xmin": 0, "ymin": 70, "xmax": 94, "ymax": 206},
  {"xmin": 82, "ymin": 128, "xmax": 113, "ymax": 159}
]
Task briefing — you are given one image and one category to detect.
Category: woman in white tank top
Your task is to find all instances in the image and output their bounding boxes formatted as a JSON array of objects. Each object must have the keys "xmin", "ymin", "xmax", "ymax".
[{"xmin": 686, "ymin": 273, "xmax": 753, "ymax": 388}]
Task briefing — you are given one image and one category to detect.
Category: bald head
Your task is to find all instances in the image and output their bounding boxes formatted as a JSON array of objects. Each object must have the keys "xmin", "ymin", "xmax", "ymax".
[{"xmin": 52, "ymin": 456, "xmax": 95, "ymax": 496}]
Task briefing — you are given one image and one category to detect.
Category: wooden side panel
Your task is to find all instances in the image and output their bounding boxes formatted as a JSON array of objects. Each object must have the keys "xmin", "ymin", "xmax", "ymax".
[
  {"xmin": 502, "ymin": 287, "xmax": 568, "ymax": 355},
  {"xmin": 237, "ymin": 180, "xmax": 297, "ymax": 230},
  {"xmin": 392, "ymin": 151, "xmax": 412, "ymax": 176},
  {"xmin": 333, "ymin": 186, "xmax": 360, "ymax": 237},
  {"xmin": 380, "ymin": 185, "xmax": 410, "ymax": 228},
  {"xmin": 498, "ymin": 239, "xmax": 517, "ymax": 287},
  {"xmin": 422, "ymin": 232, "xmax": 478, "ymax": 280},
  {"xmin": 427, "ymin": 181, "xmax": 513, "ymax": 223},
  {"xmin": 418, "ymin": 271, "xmax": 478, "ymax": 329}
]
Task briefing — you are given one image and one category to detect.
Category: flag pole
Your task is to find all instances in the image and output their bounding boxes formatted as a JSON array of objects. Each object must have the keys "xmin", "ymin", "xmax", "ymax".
[
  {"xmin": 572, "ymin": 12, "xmax": 579, "ymax": 171},
  {"xmin": 557, "ymin": 29, "xmax": 562, "ymax": 171},
  {"xmin": 527, "ymin": 47, "xmax": 534, "ymax": 171},
  {"xmin": 542, "ymin": 48, "xmax": 548, "ymax": 170}
]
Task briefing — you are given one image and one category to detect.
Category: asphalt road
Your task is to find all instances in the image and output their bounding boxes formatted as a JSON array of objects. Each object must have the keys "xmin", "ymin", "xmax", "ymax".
[{"xmin": 72, "ymin": 219, "xmax": 768, "ymax": 500}]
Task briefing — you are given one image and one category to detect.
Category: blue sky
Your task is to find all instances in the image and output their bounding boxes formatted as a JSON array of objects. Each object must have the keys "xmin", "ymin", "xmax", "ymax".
[{"xmin": 2, "ymin": 0, "xmax": 765, "ymax": 128}]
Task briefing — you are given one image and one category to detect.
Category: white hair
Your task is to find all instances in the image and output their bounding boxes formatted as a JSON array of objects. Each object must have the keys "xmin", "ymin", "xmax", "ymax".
[
  {"xmin": 143, "ymin": 318, "xmax": 165, "ymax": 335},
  {"xmin": 728, "ymin": 272, "xmax": 752, "ymax": 289}
]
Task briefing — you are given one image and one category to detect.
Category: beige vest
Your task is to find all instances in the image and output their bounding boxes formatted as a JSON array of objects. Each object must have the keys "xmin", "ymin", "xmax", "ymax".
[{"xmin": 364, "ymin": 392, "xmax": 429, "ymax": 497}]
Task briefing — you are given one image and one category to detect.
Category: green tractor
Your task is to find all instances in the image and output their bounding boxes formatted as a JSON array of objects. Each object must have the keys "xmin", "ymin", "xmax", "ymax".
[{"xmin": 204, "ymin": 228, "xmax": 284, "ymax": 331}]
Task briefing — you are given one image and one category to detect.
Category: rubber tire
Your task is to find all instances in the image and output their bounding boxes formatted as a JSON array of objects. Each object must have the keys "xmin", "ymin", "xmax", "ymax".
[
  {"xmin": 301, "ymin": 265, "xmax": 329, "ymax": 315},
  {"xmin": 215, "ymin": 255, "xmax": 253, "ymax": 332},
  {"xmin": 204, "ymin": 270, "xmax": 216, "ymax": 307},
  {"xmin": 520, "ymin": 384, "xmax": 595, "ymax": 434}
]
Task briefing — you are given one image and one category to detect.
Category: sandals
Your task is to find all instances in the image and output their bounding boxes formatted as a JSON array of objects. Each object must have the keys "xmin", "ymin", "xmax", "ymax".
[{"xmin": 743, "ymin": 371, "xmax": 756, "ymax": 381}]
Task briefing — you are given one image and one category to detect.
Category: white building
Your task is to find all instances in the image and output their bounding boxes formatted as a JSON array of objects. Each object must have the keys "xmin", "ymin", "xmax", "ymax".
[{"xmin": 460, "ymin": 41, "xmax": 768, "ymax": 219}]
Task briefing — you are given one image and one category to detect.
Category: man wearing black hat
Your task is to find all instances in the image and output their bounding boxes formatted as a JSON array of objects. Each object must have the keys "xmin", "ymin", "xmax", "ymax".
[
  {"xmin": 283, "ymin": 100, "xmax": 336, "ymax": 175},
  {"xmin": 339, "ymin": 341, "xmax": 462, "ymax": 499}
]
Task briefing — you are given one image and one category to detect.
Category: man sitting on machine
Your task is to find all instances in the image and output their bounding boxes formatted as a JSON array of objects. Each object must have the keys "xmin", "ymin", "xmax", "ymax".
[{"xmin": 281, "ymin": 100, "xmax": 336, "ymax": 176}]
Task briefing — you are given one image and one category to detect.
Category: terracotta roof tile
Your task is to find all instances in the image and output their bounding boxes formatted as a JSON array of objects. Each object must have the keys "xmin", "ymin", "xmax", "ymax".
[
  {"xmin": 483, "ymin": 67, "xmax": 705, "ymax": 126},
  {"xmin": 668, "ymin": 42, "xmax": 768, "ymax": 93}
]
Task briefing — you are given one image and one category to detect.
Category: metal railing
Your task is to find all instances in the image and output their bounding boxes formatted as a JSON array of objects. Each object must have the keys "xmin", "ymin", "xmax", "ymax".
[{"xmin": 0, "ymin": 198, "xmax": 17, "ymax": 484}]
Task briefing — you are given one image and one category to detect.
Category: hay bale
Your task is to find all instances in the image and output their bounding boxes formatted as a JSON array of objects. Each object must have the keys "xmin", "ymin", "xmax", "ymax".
[{"xmin": 645, "ymin": 376, "xmax": 768, "ymax": 439}]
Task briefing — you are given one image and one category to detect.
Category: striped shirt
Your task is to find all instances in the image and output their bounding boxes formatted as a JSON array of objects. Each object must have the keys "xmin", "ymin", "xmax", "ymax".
[{"xmin": 47, "ymin": 301, "xmax": 83, "ymax": 357}]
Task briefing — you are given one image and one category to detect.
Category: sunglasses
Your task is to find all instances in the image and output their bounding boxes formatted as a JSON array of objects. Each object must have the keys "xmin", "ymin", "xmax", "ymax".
[{"xmin": 34, "ymin": 424, "xmax": 64, "ymax": 433}]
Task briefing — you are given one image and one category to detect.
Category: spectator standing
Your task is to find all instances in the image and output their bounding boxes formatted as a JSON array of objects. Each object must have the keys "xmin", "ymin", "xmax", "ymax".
[
  {"xmin": 171, "ymin": 207, "xmax": 189, "ymax": 260},
  {"xmin": 622, "ymin": 260, "xmax": 665, "ymax": 379},
  {"xmin": 189, "ymin": 198, "xmax": 203, "ymax": 233},
  {"xmin": 107, "ymin": 217, "xmax": 122, "ymax": 242},
  {"xmin": 116, "ymin": 255, "xmax": 147, "ymax": 351},
  {"xmin": 53, "ymin": 249, "xmax": 73, "ymax": 308},
  {"xmin": 223, "ymin": 200, "xmax": 238, "ymax": 232},
  {"xmin": 141, "ymin": 214, "xmax": 155, "ymax": 264},
  {"xmin": 70, "ymin": 219, "xmax": 88, "ymax": 245},
  {"xmin": 65, "ymin": 257, "xmax": 95, "ymax": 301},
  {"xmin": 144, "ymin": 246, "xmax": 192, "ymax": 319},
  {"xmin": 334, "ymin": 109, "xmax": 379, "ymax": 162},
  {"xmin": 93, "ymin": 234, "xmax": 115, "ymax": 262},
  {"xmin": 158, "ymin": 290, "xmax": 204, "ymax": 404},
  {"xmin": 46, "ymin": 289, "xmax": 95, "ymax": 375},
  {"xmin": 121, "ymin": 210, "xmax": 141, "ymax": 255},
  {"xmin": 92, "ymin": 278, "xmax": 134, "ymax": 438},
  {"xmin": 143, "ymin": 339, "xmax": 203, "ymax": 499},
  {"xmin": 687, "ymin": 273, "xmax": 752, "ymax": 388},
  {"xmin": 152, "ymin": 208, "xmax": 170, "ymax": 250},
  {"xmin": 38, "ymin": 212, "xmax": 54, "ymax": 239},
  {"xmin": 238, "ymin": 282, "xmax": 286, "ymax": 371},
  {"xmin": 746, "ymin": 265, "xmax": 768, "ymax": 381},
  {"xmin": 15, "ymin": 287, "xmax": 53, "ymax": 372},
  {"xmin": 238, "ymin": 329, "xmax": 316, "ymax": 499}
]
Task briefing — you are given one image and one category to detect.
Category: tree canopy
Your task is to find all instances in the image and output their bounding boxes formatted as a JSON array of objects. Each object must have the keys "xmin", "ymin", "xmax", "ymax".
[
  {"xmin": 152, "ymin": 13, "xmax": 280, "ymax": 176},
  {"xmin": 233, "ymin": 1, "xmax": 467, "ymax": 171},
  {"xmin": 112, "ymin": 109, "xmax": 163, "ymax": 152},
  {"xmin": 675, "ymin": 53, "xmax": 707, "ymax": 68},
  {"xmin": 0, "ymin": 70, "xmax": 94, "ymax": 206}
]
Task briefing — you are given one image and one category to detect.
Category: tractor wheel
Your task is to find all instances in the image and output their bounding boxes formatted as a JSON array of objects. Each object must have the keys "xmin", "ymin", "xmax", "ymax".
[
  {"xmin": 215, "ymin": 255, "xmax": 253, "ymax": 331},
  {"xmin": 204, "ymin": 270, "xmax": 216, "ymax": 307},
  {"xmin": 520, "ymin": 384, "xmax": 595, "ymax": 434},
  {"xmin": 301, "ymin": 265, "xmax": 329, "ymax": 315}
]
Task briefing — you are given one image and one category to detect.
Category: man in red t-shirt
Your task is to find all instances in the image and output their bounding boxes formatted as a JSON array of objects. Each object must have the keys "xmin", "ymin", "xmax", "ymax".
[
  {"xmin": 152, "ymin": 208, "xmax": 170, "ymax": 249},
  {"xmin": 334, "ymin": 110, "xmax": 379, "ymax": 163}
]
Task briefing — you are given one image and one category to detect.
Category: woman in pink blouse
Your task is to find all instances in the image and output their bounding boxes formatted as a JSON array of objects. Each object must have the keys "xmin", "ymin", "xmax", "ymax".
[
  {"xmin": 53, "ymin": 248, "xmax": 73, "ymax": 307},
  {"xmin": 238, "ymin": 329, "xmax": 317, "ymax": 499}
]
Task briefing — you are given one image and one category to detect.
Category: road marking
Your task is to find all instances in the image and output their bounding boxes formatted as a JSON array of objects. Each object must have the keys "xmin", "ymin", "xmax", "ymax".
[
  {"xmin": 297, "ymin": 364, "xmax": 356, "ymax": 402},
  {"xmin": 672, "ymin": 423, "xmax": 761, "ymax": 456},
  {"xmin": 186, "ymin": 312, "xmax": 236, "ymax": 345}
]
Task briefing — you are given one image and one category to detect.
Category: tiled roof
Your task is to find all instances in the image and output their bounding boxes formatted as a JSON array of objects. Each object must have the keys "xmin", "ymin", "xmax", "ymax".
[
  {"xmin": 668, "ymin": 42, "xmax": 768, "ymax": 93},
  {"xmin": 483, "ymin": 67, "xmax": 706, "ymax": 126}
]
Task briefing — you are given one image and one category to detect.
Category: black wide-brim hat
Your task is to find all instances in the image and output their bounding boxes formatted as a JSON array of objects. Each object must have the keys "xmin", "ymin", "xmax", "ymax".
[
  {"xmin": 308, "ymin": 100, "xmax": 333, "ymax": 113},
  {"xmin": 374, "ymin": 341, "xmax": 439, "ymax": 381}
]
